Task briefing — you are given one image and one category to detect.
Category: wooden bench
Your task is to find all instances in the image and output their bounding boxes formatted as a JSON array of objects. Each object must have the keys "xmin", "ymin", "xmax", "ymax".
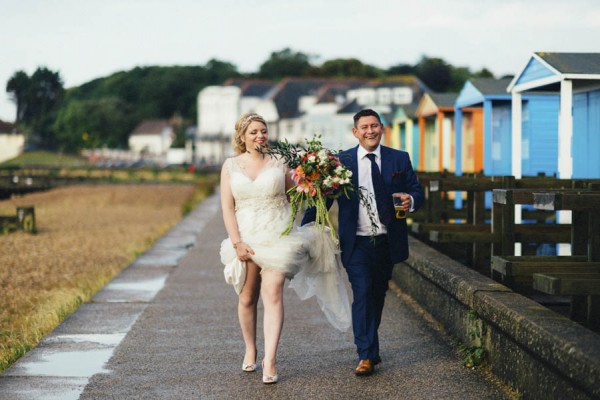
[
  {"xmin": 529, "ymin": 191, "xmax": 600, "ymax": 330},
  {"xmin": 532, "ymin": 191, "xmax": 600, "ymax": 260},
  {"xmin": 533, "ymin": 272, "xmax": 600, "ymax": 330},
  {"xmin": 410, "ymin": 174, "xmax": 600, "ymax": 270},
  {"xmin": 491, "ymin": 255, "xmax": 600, "ymax": 285},
  {"xmin": 490, "ymin": 188, "xmax": 596, "ymax": 257},
  {"xmin": 0, "ymin": 206, "xmax": 36, "ymax": 234}
]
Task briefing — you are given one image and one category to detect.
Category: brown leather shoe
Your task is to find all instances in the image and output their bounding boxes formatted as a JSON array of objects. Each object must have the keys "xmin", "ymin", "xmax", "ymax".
[{"xmin": 355, "ymin": 359, "xmax": 374, "ymax": 376}]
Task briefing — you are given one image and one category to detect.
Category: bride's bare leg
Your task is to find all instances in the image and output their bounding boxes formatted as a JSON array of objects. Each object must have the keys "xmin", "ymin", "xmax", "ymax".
[
  {"xmin": 239, "ymin": 261, "xmax": 261, "ymax": 366},
  {"xmin": 261, "ymin": 269, "xmax": 285, "ymax": 376}
]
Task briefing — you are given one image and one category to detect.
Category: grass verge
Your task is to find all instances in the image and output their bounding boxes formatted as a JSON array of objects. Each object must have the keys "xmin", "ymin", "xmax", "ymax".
[{"xmin": 0, "ymin": 177, "xmax": 217, "ymax": 372}]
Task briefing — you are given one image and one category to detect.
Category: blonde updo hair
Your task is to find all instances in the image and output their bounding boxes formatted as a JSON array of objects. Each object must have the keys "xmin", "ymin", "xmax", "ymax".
[{"xmin": 233, "ymin": 112, "xmax": 267, "ymax": 154}]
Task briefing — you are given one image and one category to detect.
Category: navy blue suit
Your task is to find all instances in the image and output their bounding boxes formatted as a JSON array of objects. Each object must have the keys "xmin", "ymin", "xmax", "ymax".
[{"xmin": 302, "ymin": 145, "xmax": 424, "ymax": 361}]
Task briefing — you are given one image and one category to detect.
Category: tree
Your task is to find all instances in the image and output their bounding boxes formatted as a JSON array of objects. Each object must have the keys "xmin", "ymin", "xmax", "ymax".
[
  {"xmin": 205, "ymin": 58, "xmax": 240, "ymax": 84},
  {"xmin": 318, "ymin": 58, "xmax": 382, "ymax": 78},
  {"xmin": 449, "ymin": 66, "xmax": 471, "ymax": 92},
  {"xmin": 474, "ymin": 68, "xmax": 494, "ymax": 78},
  {"xmin": 258, "ymin": 48, "xmax": 313, "ymax": 79},
  {"xmin": 415, "ymin": 57, "xmax": 452, "ymax": 92},
  {"xmin": 6, "ymin": 70, "xmax": 30, "ymax": 122},
  {"xmin": 386, "ymin": 63, "xmax": 416, "ymax": 76},
  {"xmin": 5, "ymin": 67, "xmax": 64, "ymax": 147},
  {"xmin": 53, "ymin": 97, "xmax": 136, "ymax": 152}
]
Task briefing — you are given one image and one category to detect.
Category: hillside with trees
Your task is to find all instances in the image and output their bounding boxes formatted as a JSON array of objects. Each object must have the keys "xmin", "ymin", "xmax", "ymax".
[{"xmin": 5, "ymin": 48, "xmax": 495, "ymax": 153}]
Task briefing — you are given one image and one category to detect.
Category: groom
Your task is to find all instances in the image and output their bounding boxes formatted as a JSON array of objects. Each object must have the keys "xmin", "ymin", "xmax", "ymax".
[{"xmin": 303, "ymin": 109, "xmax": 424, "ymax": 376}]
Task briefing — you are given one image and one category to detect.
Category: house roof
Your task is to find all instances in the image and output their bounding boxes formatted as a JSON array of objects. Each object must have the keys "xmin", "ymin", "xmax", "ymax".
[
  {"xmin": 429, "ymin": 92, "xmax": 458, "ymax": 109},
  {"xmin": 239, "ymin": 80, "xmax": 274, "ymax": 97},
  {"xmin": 265, "ymin": 78, "xmax": 332, "ymax": 119},
  {"xmin": 400, "ymin": 102, "xmax": 419, "ymax": 119},
  {"xmin": 131, "ymin": 120, "xmax": 171, "ymax": 135},
  {"xmin": 337, "ymin": 98, "xmax": 362, "ymax": 114},
  {"xmin": 0, "ymin": 120, "xmax": 17, "ymax": 133},
  {"xmin": 315, "ymin": 80, "xmax": 369, "ymax": 104},
  {"xmin": 509, "ymin": 52, "xmax": 600, "ymax": 92},
  {"xmin": 536, "ymin": 52, "xmax": 600, "ymax": 75},
  {"xmin": 470, "ymin": 77, "xmax": 512, "ymax": 95}
]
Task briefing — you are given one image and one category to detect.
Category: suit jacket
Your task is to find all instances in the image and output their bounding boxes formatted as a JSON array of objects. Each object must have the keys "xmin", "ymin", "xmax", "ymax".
[{"xmin": 302, "ymin": 145, "xmax": 424, "ymax": 266}]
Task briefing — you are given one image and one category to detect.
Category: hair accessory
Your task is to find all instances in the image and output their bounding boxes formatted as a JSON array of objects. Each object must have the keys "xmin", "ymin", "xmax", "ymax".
[{"xmin": 242, "ymin": 113, "xmax": 261, "ymax": 127}]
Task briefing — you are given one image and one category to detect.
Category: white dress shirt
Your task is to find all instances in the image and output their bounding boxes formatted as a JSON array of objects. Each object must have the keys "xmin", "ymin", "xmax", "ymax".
[
  {"xmin": 356, "ymin": 145, "xmax": 386, "ymax": 236},
  {"xmin": 355, "ymin": 145, "xmax": 415, "ymax": 237}
]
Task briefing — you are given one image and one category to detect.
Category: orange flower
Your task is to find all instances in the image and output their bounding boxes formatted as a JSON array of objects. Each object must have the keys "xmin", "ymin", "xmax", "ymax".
[{"xmin": 307, "ymin": 170, "xmax": 320, "ymax": 181}]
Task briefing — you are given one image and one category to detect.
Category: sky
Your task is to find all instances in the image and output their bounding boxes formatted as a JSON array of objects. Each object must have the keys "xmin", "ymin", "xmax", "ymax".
[{"xmin": 1, "ymin": 0, "xmax": 600, "ymax": 122}]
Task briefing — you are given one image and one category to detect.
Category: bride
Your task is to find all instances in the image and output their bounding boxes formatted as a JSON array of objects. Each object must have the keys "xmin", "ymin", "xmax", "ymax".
[{"xmin": 219, "ymin": 112, "xmax": 351, "ymax": 384}]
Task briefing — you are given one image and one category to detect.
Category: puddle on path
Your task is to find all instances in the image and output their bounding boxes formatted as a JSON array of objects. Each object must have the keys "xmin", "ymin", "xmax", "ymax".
[
  {"xmin": 46, "ymin": 333, "xmax": 125, "ymax": 346},
  {"xmin": 13, "ymin": 333, "xmax": 127, "ymax": 378},
  {"xmin": 107, "ymin": 275, "xmax": 167, "ymax": 293},
  {"xmin": 20, "ymin": 348, "xmax": 115, "ymax": 377}
]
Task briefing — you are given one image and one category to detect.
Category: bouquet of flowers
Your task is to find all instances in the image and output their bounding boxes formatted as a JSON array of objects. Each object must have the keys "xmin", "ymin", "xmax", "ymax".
[{"xmin": 263, "ymin": 135, "xmax": 353, "ymax": 240}]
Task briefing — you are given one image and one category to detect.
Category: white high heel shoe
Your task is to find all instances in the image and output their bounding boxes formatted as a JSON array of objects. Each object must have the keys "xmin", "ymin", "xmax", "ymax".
[
  {"xmin": 242, "ymin": 362, "xmax": 256, "ymax": 372},
  {"xmin": 262, "ymin": 361, "xmax": 278, "ymax": 384}
]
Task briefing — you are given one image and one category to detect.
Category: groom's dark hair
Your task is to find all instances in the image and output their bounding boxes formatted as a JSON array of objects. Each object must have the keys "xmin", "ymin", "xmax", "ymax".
[{"xmin": 353, "ymin": 109, "xmax": 382, "ymax": 127}]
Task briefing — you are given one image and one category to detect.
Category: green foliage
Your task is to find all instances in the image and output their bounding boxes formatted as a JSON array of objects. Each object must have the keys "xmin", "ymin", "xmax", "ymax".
[
  {"xmin": 258, "ymin": 48, "xmax": 314, "ymax": 79},
  {"xmin": 0, "ymin": 151, "xmax": 88, "ymax": 167},
  {"xmin": 319, "ymin": 58, "xmax": 383, "ymax": 78},
  {"xmin": 415, "ymin": 56, "xmax": 452, "ymax": 92},
  {"xmin": 53, "ymin": 97, "xmax": 136, "ymax": 151},
  {"xmin": 171, "ymin": 125, "xmax": 188, "ymax": 148},
  {"xmin": 412, "ymin": 56, "xmax": 495, "ymax": 93},
  {"xmin": 449, "ymin": 66, "xmax": 472, "ymax": 92},
  {"xmin": 459, "ymin": 309, "xmax": 488, "ymax": 368},
  {"xmin": 50, "ymin": 61, "xmax": 240, "ymax": 153},
  {"xmin": 5, "ymin": 70, "xmax": 29, "ymax": 122},
  {"xmin": 6, "ymin": 67, "xmax": 65, "ymax": 148},
  {"xmin": 66, "ymin": 64, "xmax": 233, "ymax": 121},
  {"xmin": 386, "ymin": 63, "xmax": 416, "ymax": 76}
]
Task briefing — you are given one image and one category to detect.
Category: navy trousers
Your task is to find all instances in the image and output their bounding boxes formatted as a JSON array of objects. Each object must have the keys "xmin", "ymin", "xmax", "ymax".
[{"xmin": 344, "ymin": 235, "xmax": 393, "ymax": 360}]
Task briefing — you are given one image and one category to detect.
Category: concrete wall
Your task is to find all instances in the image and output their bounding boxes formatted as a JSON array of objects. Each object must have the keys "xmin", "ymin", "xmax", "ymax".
[
  {"xmin": 0, "ymin": 134, "xmax": 25, "ymax": 163},
  {"xmin": 393, "ymin": 237, "xmax": 600, "ymax": 400}
]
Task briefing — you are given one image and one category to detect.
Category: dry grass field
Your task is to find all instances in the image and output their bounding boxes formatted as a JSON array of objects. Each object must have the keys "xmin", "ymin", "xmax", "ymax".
[{"xmin": 0, "ymin": 180, "xmax": 216, "ymax": 372}]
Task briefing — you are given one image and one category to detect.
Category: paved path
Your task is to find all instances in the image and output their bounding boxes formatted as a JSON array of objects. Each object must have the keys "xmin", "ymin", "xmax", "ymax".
[{"xmin": 0, "ymin": 193, "xmax": 511, "ymax": 399}]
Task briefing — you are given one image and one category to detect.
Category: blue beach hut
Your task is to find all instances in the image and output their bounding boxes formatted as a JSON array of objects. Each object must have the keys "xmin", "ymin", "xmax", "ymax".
[
  {"xmin": 454, "ymin": 78, "xmax": 513, "ymax": 176},
  {"xmin": 508, "ymin": 52, "xmax": 600, "ymax": 179}
]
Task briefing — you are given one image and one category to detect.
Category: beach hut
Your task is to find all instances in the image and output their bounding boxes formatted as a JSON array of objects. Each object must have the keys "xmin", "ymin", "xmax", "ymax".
[
  {"xmin": 508, "ymin": 52, "xmax": 600, "ymax": 179},
  {"xmin": 454, "ymin": 78, "xmax": 513, "ymax": 176},
  {"xmin": 416, "ymin": 92, "xmax": 458, "ymax": 172},
  {"xmin": 391, "ymin": 103, "xmax": 419, "ymax": 165}
]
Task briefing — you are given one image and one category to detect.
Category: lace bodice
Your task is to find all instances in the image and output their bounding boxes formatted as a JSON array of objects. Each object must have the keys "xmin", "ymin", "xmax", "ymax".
[{"xmin": 225, "ymin": 156, "xmax": 289, "ymax": 212}]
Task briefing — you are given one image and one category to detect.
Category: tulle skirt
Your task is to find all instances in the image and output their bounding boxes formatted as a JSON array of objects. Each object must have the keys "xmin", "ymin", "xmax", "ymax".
[{"xmin": 220, "ymin": 222, "xmax": 351, "ymax": 332}]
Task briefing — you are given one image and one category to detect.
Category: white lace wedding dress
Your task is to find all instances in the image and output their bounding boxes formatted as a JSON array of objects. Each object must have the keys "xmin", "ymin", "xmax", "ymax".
[{"xmin": 220, "ymin": 156, "xmax": 351, "ymax": 332}]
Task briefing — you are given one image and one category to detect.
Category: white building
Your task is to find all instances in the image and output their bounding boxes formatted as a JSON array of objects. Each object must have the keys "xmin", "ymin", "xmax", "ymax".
[
  {"xmin": 0, "ymin": 121, "xmax": 24, "ymax": 163},
  {"xmin": 195, "ymin": 81, "xmax": 276, "ymax": 165},
  {"xmin": 195, "ymin": 76, "xmax": 428, "ymax": 165},
  {"xmin": 128, "ymin": 120, "xmax": 174, "ymax": 161}
]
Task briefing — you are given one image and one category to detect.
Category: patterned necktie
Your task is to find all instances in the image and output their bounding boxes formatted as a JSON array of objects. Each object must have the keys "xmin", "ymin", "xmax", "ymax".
[{"xmin": 366, "ymin": 153, "xmax": 392, "ymax": 226}]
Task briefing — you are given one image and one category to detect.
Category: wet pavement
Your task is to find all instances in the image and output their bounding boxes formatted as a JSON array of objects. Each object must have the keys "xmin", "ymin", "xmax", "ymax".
[{"xmin": 0, "ymin": 193, "xmax": 512, "ymax": 399}]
